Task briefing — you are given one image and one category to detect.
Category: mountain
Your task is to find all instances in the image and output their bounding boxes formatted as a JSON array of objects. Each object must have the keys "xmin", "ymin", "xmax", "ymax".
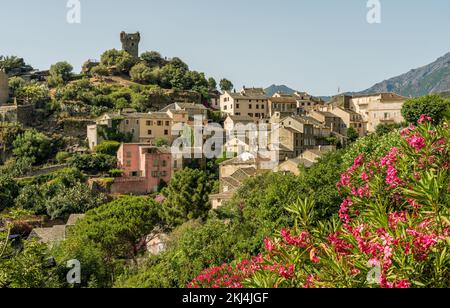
[
  {"xmin": 360, "ymin": 52, "xmax": 450, "ymax": 97},
  {"xmin": 264, "ymin": 84, "xmax": 296, "ymax": 96}
]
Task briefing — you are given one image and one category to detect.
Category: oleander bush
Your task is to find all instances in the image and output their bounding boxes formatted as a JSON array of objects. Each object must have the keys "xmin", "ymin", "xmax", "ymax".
[{"xmin": 189, "ymin": 116, "xmax": 449, "ymax": 288}]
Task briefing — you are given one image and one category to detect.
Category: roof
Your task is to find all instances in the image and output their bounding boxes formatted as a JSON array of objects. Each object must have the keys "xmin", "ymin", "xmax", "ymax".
[
  {"xmin": 268, "ymin": 97, "xmax": 297, "ymax": 104},
  {"xmin": 351, "ymin": 92, "xmax": 407, "ymax": 100},
  {"xmin": 224, "ymin": 88, "xmax": 269, "ymax": 100},
  {"xmin": 66, "ymin": 214, "xmax": 85, "ymax": 226},
  {"xmin": 29, "ymin": 225, "xmax": 66, "ymax": 245},
  {"xmin": 226, "ymin": 114, "xmax": 255, "ymax": 123}
]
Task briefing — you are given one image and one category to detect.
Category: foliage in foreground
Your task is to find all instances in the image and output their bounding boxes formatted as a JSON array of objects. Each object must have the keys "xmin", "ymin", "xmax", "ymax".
[{"xmin": 189, "ymin": 118, "xmax": 449, "ymax": 288}]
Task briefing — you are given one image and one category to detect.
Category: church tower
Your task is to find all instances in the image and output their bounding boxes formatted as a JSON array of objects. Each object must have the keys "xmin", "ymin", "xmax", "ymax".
[{"xmin": 120, "ymin": 31, "xmax": 141, "ymax": 58}]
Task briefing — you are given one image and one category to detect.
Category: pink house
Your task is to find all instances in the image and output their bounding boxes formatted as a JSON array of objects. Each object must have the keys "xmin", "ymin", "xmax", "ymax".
[{"xmin": 113, "ymin": 144, "xmax": 175, "ymax": 194}]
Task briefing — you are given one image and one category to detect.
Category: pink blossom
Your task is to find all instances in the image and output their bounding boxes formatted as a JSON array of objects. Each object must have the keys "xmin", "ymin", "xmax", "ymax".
[
  {"xmin": 406, "ymin": 133, "xmax": 426, "ymax": 152},
  {"xmin": 361, "ymin": 171, "xmax": 370, "ymax": 182},
  {"xmin": 386, "ymin": 165, "xmax": 403, "ymax": 188},
  {"xmin": 264, "ymin": 238, "xmax": 274, "ymax": 252},
  {"xmin": 418, "ymin": 115, "xmax": 433, "ymax": 124}
]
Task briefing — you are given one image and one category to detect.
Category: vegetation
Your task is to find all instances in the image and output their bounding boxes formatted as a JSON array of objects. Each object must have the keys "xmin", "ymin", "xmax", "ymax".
[
  {"xmin": 190, "ymin": 118, "xmax": 450, "ymax": 288},
  {"xmin": 402, "ymin": 95, "xmax": 450, "ymax": 124}
]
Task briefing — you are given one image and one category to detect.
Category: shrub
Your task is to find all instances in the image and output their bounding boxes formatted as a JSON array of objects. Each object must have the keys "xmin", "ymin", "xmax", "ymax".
[
  {"xmin": 94, "ymin": 141, "xmax": 121, "ymax": 156},
  {"xmin": 56, "ymin": 151, "xmax": 71, "ymax": 164},
  {"xmin": 402, "ymin": 95, "xmax": 450, "ymax": 124}
]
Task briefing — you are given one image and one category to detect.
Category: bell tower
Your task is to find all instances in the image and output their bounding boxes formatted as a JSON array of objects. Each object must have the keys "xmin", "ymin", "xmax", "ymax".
[{"xmin": 120, "ymin": 31, "xmax": 141, "ymax": 58}]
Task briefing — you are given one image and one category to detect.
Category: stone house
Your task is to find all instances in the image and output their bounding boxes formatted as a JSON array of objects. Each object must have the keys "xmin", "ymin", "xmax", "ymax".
[
  {"xmin": 349, "ymin": 93, "xmax": 407, "ymax": 132},
  {"xmin": 0, "ymin": 69, "xmax": 8, "ymax": 105},
  {"xmin": 112, "ymin": 144, "xmax": 181, "ymax": 194},
  {"xmin": 220, "ymin": 87, "xmax": 270, "ymax": 123}
]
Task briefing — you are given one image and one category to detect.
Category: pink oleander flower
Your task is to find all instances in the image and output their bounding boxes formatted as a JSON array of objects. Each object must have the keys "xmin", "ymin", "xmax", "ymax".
[
  {"xmin": 406, "ymin": 133, "xmax": 426, "ymax": 152},
  {"xmin": 309, "ymin": 249, "xmax": 320, "ymax": 264},
  {"xmin": 279, "ymin": 265, "xmax": 295, "ymax": 279},
  {"xmin": 361, "ymin": 171, "xmax": 370, "ymax": 182},
  {"xmin": 418, "ymin": 115, "xmax": 433, "ymax": 124},
  {"xmin": 386, "ymin": 165, "xmax": 403, "ymax": 188},
  {"xmin": 264, "ymin": 238, "xmax": 274, "ymax": 252},
  {"xmin": 400, "ymin": 124, "xmax": 416, "ymax": 137}
]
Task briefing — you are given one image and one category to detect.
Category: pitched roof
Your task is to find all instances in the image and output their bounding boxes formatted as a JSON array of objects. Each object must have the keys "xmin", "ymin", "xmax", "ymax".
[
  {"xmin": 226, "ymin": 114, "xmax": 255, "ymax": 123},
  {"xmin": 66, "ymin": 214, "xmax": 85, "ymax": 226}
]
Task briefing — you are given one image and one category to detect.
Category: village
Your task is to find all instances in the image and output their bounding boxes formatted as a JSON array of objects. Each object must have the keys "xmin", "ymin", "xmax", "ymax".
[
  {"xmin": 0, "ymin": 32, "xmax": 410, "ymax": 248},
  {"xmin": 1, "ymin": 25, "xmax": 448, "ymax": 290}
]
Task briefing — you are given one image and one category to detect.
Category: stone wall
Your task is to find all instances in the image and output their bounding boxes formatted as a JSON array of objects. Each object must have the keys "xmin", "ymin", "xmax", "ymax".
[
  {"xmin": 61, "ymin": 118, "xmax": 95, "ymax": 139},
  {"xmin": 0, "ymin": 104, "xmax": 35, "ymax": 126},
  {"xmin": 110, "ymin": 177, "xmax": 149, "ymax": 195}
]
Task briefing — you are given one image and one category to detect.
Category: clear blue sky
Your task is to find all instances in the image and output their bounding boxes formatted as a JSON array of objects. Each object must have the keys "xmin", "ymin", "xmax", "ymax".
[{"xmin": 1, "ymin": 0, "xmax": 449, "ymax": 95}]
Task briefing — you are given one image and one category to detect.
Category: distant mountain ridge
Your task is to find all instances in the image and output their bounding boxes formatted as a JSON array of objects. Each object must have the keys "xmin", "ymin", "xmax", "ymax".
[
  {"xmin": 264, "ymin": 84, "xmax": 296, "ymax": 96},
  {"xmin": 359, "ymin": 52, "xmax": 450, "ymax": 97}
]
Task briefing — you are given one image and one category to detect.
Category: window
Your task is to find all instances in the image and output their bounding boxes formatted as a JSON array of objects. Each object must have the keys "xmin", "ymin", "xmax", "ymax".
[
  {"xmin": 255, "ymin": 113, "xmax": 260, "ymax": 118},
  {"xmin": 146, "ymin": 120, "xmax": 152, "ymax": 126},
  {"xmin": 236, "ymin": 104, "xmax": 240, "ymax": 109},
  {"xmin": 151, "ymin": 171, "xmax": 158, "ymax": 177},
  {"xmin": 224, "ymin": 105, "xmax": 228, "ymax": 110},
  {"xmin": 148, "ymin": 130, "xmax": 152, "ymax": 135},
  {"xmin": 160, "ymin": 171, "xmax": 167, "ymax": 177},
  {"xmin": 249, "ymin": 104, "xmax": 252, "ymax": 109},
  {"xmin": 126, "ymin": 160, "xmax": 131, "ymax": 167},
  {"xmin": 125, "ymin": 120, "xmax": 129, "ymax": 125},
  {"xmin": 235, "ymin": 112, "xmax": 241, "ymax": 116},
  {"xmin": 162, "ymin": 160, "xmax": 167, "ymax": 167},
  {"xmin": 136, "ymin": 120, "xmax": 139, "ymax": 124},
  {"xmin": 164, "ymin": 130, "xmax": 169, "ymax": 135},
  {"xmin": 157, "ymin": 121, "xmax": 163, "ymax": 126},
  {"xmin": 174, "ymin": 160, "xmax": 178, "ymax": 168},
  {"xmin": 131, "ymin": 171, "xmax": 139, "ymax": 177},
  {"xmin": 256, "ymin": 105, "xmax": 259, "ymax": 109},
  {"xmin": 248, "ymin": 113, "xmax": 254, "ymax": 117},
  {"xmin": 165, "ymin": 121, "xmax": 170, "ymax": 126}
]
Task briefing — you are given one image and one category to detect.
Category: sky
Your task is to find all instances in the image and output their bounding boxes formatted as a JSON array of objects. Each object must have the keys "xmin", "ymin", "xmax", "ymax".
[{"xmin": 1, "ymin": 0, "xmax": 449, "ymax": 95}]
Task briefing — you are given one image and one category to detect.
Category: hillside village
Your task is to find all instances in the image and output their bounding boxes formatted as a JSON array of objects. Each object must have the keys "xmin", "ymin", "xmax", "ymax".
[{"xmin": 0, "ymin": 32, "xmax": 449, "ymax": 289}]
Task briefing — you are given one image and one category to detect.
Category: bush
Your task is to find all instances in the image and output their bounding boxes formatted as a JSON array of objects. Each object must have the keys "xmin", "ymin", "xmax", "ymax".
[
  {"xmin": 12, "ymin": 130, "xmax": 55, "ymax": 165},
  {"xmin": 56, "ymin": 151, "xmax": 71, "ymax": 164},
  {"xmin": 68, "ymin": 153, "xmax": 117, "ymax": 174},
  {"xmin": 94, "ymin": 141, "xmax": 121, "ymax": 156},
  {"xmin": 0, "ymin": 176, "xmax": 20, "ymax": 211},
  {"xmin": 402, "ymin": 95, "xmax": 450, "ymax": 124}
]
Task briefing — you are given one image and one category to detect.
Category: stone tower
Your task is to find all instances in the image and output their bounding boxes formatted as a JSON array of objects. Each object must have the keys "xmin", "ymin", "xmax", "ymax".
[
  {"xmin": 0, "ymin": 69, "xmax": 9, "ymax": 105},
  {"xmin": 120, "ymin": 31, "xmax": 141, "ymax": 58}
]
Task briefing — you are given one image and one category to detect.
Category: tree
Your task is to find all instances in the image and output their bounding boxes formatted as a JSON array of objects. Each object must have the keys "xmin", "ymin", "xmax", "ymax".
[
  {"xmin": 45, "ymin": 182, "xmax": 106, "ymax": 220},
  {"xmin": 95, "ymin": 141, "xmax": 121, "ymax": 156},
  {"xmin": 100, "ymin": 49, "xmax": 136, "ymax": 74},
  {"xmin": 169, "ymin": 57, "xmax": 189, "ymax": 71},
  {"xmin": 140, "ymin": 51, "xmax": 167, "ymax": 69},
  {"xmin": 161, "ymin": 168, "xmax": 213, "ymax": 226},
  {"xmin": 0, "ymin": 176, "xmax": 19, "ymax": 211},
  {"xmin": 0, "ymin": 240, "xmax": 60, "ymax": 288},
  {"xmin": 15, "ymin": 84, "xmax": 50, "ymax": 106},
  {"xmin": 8, "ymin": 76, "xmax": 27, "ymax": 96},
  {"xmin": 208, "ymin": 77, "xmax": 217, "ymax": 90},
  {"xmin": 402, "ymin": 95, "xmax": 450, "ymax": 124},
  {"xmin": 0, "ymin": 56, "xmax": 32, "ymax": 74},
  {"xmin": 53, "ymin": 196, "xmax": 163, "ymax": 287},
  {"xmin": 68, "ymin": 153, "xmax": 117, "ymax": 174},
  {"xmin": 12, "ymin": 129, "xmax": 54, "ymax": 165},
  {"xmin": 347, "ymin": 127, "xmax": 359, "ymax": 143},
  {"xmin": 219, "ymin": 78, "xmax": 234, "ymax": 92},
  {"xmin": 48, "ymin": 61, "xmax": 73, "ymax": 87},
  {"xmin": 130, "ymin": 63, "xmax": 155, "ymax": 84}
]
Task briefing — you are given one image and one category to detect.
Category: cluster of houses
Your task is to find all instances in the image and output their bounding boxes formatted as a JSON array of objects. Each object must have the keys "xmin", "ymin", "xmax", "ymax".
[{"xmin": 85, "ymin": 87, "xmax": 408, "ymax": 206}]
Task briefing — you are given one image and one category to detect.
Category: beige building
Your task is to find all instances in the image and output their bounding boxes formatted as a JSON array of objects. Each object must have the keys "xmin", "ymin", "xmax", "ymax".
[
  {"xmin": 271, "ymin": 114, "xmax": 315, "ymax": 160},
  {"xmin": 87, "ymin": 106, "xmax": 202, "ymax": 150},
  {"xmin": 308, "ymin": 110, "xmax": 345, "ymax": 135},
  {"xmin": 268, "ymin": 95, "xmax": 298, "ymax": 118},
  {"xmin": 349, "ymin": 93, "xmax": 407, "ymax": 132},
  {"xmin": 220, "ymin": 87, "xmax": 269, "ymax": 123},
  {"xmin": 209, "ymin": 153, "xmax": 274, "ymax": 209},
  {"xmin": 323, "ymin": 104, "xmax": 367, "ymax": 137}
]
